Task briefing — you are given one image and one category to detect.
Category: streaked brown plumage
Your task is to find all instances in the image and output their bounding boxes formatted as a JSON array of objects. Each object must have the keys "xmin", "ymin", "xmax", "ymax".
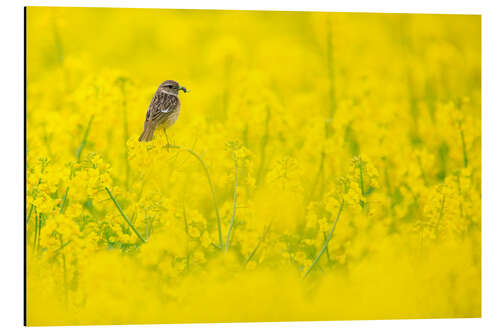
[{"xmin": 139, "ymin": 80, "xmax": 187, "ymax": 142}]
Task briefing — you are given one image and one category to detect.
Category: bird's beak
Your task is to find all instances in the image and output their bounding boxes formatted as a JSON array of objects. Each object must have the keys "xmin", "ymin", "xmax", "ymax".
[{"xmin": 179, "ymin": 86, "xmax": 188, "ymax": 93}]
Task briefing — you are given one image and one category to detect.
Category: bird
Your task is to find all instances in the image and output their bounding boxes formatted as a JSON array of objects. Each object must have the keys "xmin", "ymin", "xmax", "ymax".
[{"xmin": 138, "ymin": 80, "xmax": 187, "ymax": 142}]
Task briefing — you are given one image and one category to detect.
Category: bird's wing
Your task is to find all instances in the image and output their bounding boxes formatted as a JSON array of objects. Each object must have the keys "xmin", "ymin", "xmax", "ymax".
[{"xmin": 145, "ymin": 93, "xmax": 178, "ymax": 123}]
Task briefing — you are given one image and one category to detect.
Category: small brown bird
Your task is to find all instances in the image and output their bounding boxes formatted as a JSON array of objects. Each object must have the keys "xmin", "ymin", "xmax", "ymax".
[{"xmin": 139, "ymin": 80, "xmax": 187, "ymax": 142}]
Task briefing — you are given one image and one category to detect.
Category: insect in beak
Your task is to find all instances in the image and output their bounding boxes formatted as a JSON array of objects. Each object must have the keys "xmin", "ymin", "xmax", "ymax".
[{"xmin": 179, "ymin": 86, "xmax": 188, "ymax": 93}]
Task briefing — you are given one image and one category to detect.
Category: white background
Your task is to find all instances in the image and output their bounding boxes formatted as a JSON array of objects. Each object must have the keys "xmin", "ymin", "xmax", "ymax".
[{"xmin": 1, "ymin": 0, "xmax": 498, "ymax": 331}]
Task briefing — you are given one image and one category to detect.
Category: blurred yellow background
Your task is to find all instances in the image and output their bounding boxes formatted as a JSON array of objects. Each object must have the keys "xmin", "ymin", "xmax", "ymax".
[{"xmin": 26, "ymin": 7, "xmax": 480, "ymax": 325}]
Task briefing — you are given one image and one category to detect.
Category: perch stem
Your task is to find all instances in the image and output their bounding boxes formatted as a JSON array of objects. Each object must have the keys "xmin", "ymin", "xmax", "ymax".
[{"xmin": 163, "ymin": 144, "xmax": 223, "ymax": 248}]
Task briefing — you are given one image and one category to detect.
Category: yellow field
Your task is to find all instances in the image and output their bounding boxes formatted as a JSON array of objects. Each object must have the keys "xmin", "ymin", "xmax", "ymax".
[{"xmin": 26, "ymin": 7, "xmax": 481, "ymax": 325}]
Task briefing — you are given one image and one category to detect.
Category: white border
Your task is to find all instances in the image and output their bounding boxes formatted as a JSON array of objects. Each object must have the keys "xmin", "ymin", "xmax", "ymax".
[{"xmin": 2, "ymin": 0, "xmax": 498, "ymax": 332}]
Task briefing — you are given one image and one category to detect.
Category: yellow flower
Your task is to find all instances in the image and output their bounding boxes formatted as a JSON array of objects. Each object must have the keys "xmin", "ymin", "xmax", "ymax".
[
  {"xmin": 319, "ymin": 218, "xmax": 329, "ymax": 233},
  {"xmin": 192, "ymin": 250, "xmax": 206, "ymax": 264},
  {"xmin": 201, "ymin": 231, "xmax": 212, "ymax": 248},
  {"xmin": 188, "ymin": 226, "xmax": 201, "ymax": 238}
]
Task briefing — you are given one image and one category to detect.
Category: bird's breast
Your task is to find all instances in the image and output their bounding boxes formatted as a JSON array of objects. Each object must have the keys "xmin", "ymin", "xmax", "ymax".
[{"xmin": 158, "ymin": 104, "xmax": 180, "ymax": 129}]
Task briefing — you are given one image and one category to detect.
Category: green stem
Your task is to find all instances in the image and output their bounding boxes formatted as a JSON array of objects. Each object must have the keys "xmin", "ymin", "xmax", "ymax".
[
  {"xmin": 59, "ymin": 187, "xmax": 69, "ymax": 214},
  {"xmin": 323, "ymin": 232, "xmax": 330, "ymax": 262},
  {"xmin": 309, "ymin": 150, "xmax": 325, "ymax": 200},
  {"xmin": 76, "ymin": 115, "xmax": 94, "ymax": 161},
  {"xmin": 163, "ymin": 144, "xmax": 223, "ymax": 248},
  {"xmin": 303, "ymin": 200, "xmax": 344, "ymax": 279},
  {"xmin": 26, "ymin": 204, "xmax": 34, "ymax": 225},
  {"xmin": 37, "ymin": 214, "xmax": 42, "ymax": 252},
  {"xmin": 54, "ymin": 239, "xmax": 72, "ymax": 254},
  {"xmin": 105, "ymin": 187, "xmax": 146, "ymax": 243},
  {"xmin": 26, "ymin": 171, "xmax": 45, "ymax": 225},
  {"xmin": 417, "ymin": 156, "xmax": 428, "ymax": 186},
  {"xmin": 460, "ymin": 128, "xmax": 468, "ymax": 168},
  {"xmin": 225, "ymin": 153, "xmax": 238, "ymax": 251},
  {"xmin": 59, "ymin": 160, "xmax": 77, "ymax": 216},
  {"xmin": 33, "ymin": 213, "xmax": 38, "ymax": 251},
  {"xmin": 359, "ymin": 159, "xmax": 365, "ymax": 197},
  {"xmin": 244, "ymin": 224, "xmax": 271, "ymax": 267},
  {"xmin": 436, "ymin": 195, "xmax": 446, "ymax": 232}
]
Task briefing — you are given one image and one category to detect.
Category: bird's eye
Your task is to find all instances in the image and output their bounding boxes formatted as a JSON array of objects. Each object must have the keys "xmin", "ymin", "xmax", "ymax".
[{"xmin": 167, "ymin": 85, "xmax": 173, "ymax": 89}]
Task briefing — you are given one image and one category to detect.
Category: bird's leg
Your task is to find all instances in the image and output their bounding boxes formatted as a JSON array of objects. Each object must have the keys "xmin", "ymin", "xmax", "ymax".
[{"xmin": 163, "ymin": 128, "xmax": 170, "ymax": 151}]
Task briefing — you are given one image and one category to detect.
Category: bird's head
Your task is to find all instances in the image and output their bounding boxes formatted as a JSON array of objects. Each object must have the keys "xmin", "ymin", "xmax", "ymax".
[{"xmin": 159, "ymin": 80, "xmax": 187, "ymax": 95}]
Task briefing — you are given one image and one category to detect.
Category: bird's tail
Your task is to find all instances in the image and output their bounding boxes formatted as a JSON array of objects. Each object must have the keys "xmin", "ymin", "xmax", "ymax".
[{"xmin": 139, "ymin": 125, "xmax": 155, "ymax": 142}]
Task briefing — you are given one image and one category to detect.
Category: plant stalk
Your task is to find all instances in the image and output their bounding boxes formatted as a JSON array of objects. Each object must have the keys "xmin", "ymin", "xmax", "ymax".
[
  {"xmin": 105, "ymin": 187, "xmax": 146, "ymax": 243},
  {"xmin": 225, "ymin": 153, "xmax": 238, "ymax": 251},
  {"xmin": 163, "ymin": 144, "xmax": 223, "ymax": 248},
  {"xmin": 303, "ymin": 200, "xmax": 344, "ymax": 279}
]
